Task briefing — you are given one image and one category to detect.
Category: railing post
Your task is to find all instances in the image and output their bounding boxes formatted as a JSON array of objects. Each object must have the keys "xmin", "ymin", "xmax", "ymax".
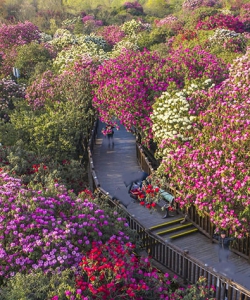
[{"xmin": 183, "ymin": 249, "xmax": 189, "ymax": 284}]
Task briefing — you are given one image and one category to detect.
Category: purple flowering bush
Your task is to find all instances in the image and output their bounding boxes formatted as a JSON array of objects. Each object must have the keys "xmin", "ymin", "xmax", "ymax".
[{"xmin": 0, "ymin": 170, "xmax": 134, "ymax": 279}]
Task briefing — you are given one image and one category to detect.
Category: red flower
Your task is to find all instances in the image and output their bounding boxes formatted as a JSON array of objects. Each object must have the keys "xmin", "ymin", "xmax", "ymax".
[
  {"xmin": 140, "ymin": 201, "xmax": 145, "ymax": 206},
  {"xmin": 151, "ymin": 202, "xmax": 156, "ymax": 207}
]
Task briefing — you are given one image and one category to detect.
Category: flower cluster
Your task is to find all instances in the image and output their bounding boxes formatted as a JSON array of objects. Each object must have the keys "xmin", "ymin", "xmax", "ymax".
[
  {"xmin": 70, "ymin": 237, "xmax": 174, "ymax": 299},
  {"xmin": 121, "ymin": 19, "xmax": 143, "ymax": 36},
  {"xmin": 151, "ymin": 82, "xmax": 201, "ymax": 156},
  {"xmin": 141, "ymin": 184, "xmax": 160, "ymax": 209}
]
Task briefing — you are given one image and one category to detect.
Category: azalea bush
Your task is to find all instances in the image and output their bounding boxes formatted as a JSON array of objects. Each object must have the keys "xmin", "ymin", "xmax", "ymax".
[
  {"xmin": 151, "ymin": 80, "xmax": 214, "ymax": 158},
  {"xmin": 0, "ymin": 141, "xmax": 87, "ymax": 193},
  {"xmin": 96, "ymin": 25, "xmax": 126, "ymax": 47},
  {"xmin": 0, "ymin": 169, "xmax": 135, "ymax": 280},
  {"xmin": 0, "ymin": 22, "xmax": 41, "ymax": 77},
  {"xmin": 165, "ymin": 46, "xmax": 228, "ymax": 87},
  {"xmin": 160, "ymin": 50, "xmax": 250, "ymax": 235},
  {"xmin": 91, "ymin": 49, "xmax": 169, "ymax": 143},
  {"xmin": 58, "ymin": 237, "xmax": 215, "ymax": 300},
  {"xmin": 182, "ymin": 0, "xmax": 217, "ymax": 11},
  {"xmin": 196, "ymin": 13, "xmax": 245, "ymax": 33}
]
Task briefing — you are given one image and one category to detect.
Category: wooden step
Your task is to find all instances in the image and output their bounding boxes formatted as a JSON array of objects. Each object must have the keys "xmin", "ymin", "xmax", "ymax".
[
  {"xmin": 169, "ymin": 228, "xmax": 198, "ymax": 239},
  {"xmin": 149, "ymin": 218, "xmax": 184, "ymax": 231},
  {"xmin": 157, "ymin": 223, "xmax": 193, "ymax": 236}
]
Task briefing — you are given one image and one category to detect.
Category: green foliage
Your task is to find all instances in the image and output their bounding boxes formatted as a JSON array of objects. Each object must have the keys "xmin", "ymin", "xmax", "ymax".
[
  {"xmin": 0, "ymin": 269, "xmax": 76, "ymax": 300},
  {"xmin": 137, "ymin": 25, "xmax": 169, "ymax": 50},
  {"xmin": 14, "ymin": 101, "xmax": 83, "ymax": 160},
  {"xmin": 0, "ymin": 140, "xmax": 87, "ymax": 193},
  {"xmin": 15, "ymin": 42, "xmax": 53, "ymax": 83},
  {"xmin": 144, "ymin": 0, "xmax": 172, "ymax": 17}
]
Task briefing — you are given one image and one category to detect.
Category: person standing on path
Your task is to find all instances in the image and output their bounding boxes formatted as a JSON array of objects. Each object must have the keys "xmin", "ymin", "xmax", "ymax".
[
  {"xmin": 213, "ymin": 231, "xmax": 236, "ymax": 262},
  {"xmin": 106, "ymin": 124, "xmax": 115, "ymax": 145}
]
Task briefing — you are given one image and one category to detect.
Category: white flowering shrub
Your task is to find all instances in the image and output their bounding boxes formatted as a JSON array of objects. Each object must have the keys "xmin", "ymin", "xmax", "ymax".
[
  {"xmin": 53, "ymin": 42, "xmax": 109, "ymax": 73},
  {"xmin": 50, "ymin": 29, "xmax": 76, "ymax": 50},
  {"xmin": 40, "ymin": 32, "xmax": 53, "ymax": 42},
  {"xmin": 111, "ymin": 37, "xmax": 139, "ymax": 58},
  {"xmin": 151, "ymin": 80, "xmax": 214, "ymax": 157},
  {"xmin": 121, "ymin": 19, "xmax": 142, "ymax": 36},
  {"xmin": 208, "ymin": 28, "xmax": 247, "ymax": 52},
  {"xmin": 80, "ymin": 33, "xmax": 107, "ymax": 50}
]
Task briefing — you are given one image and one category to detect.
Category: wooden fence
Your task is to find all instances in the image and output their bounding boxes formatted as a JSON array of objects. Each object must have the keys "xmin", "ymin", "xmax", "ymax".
[
  {"xmin": 87, "ymin": 121, "xmax": 250, "ymax": 300},
  {"xmin": 136, "ymin": 143, "xmax": 250, "ymax": 262}
]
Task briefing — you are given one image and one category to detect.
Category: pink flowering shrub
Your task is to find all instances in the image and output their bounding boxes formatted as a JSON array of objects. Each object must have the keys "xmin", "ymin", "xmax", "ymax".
[
  {"xmin": 26, "ymin": 56, "xmax": 98, "ymax": 110},
  {"xmin": 165, "ymin": 46, "xmax": 228, "ymax": 87},
  {"xmin": 91, "ymin": 49, "xmax": 170, "ymax": 143},
  {"xmin": 154, "ymin": 15, "xmax": 183, "ymax": 35},
  {"xmin": 162, "ymin": 50, "xmax": 250, "ymax": 235},
  {"xmin": 182, "ymin": 0, "xmax": 217, "ymax": 11},
  {"xmin": 96, "ymin": 25, "xmax": 126, "ymax": 47},
  {"xmin": 0, "ymin": 22, "xmax": 41, "ymax": 77},
  {"xmin": 196, "ymin": 13, "xmax": 245, "ymax": 33}
]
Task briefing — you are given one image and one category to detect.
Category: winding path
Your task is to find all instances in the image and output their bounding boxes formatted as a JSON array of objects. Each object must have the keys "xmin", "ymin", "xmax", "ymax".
[{"xmin": 92, "ymin": 120, "xmax": 250, "ymax": 293}]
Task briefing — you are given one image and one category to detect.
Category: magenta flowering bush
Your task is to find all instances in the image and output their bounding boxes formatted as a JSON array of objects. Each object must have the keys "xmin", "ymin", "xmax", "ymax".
[
  {"xmin": 124, "ymin": 1, "xmax": 144, "ymax": 13},
  {"xmin": 239, "ymin": 3, "xmax": 250, "ymax": 32},
  {"xmin": 0, "ymin": 21, "xmax": 41, "ymax": 76},
  {"xmin": 165, "ymin": 46, "xmax": 228, "ymax": 87},
  {"xmin": 196, "ymin": 13, "xmax": 245, "ymax": 33},
  {"xmin": 96, "ymin": 25, "xmax": 126, "ymax": 47},
  {"xmin": 91, "ymin": 49, "xmax": 169, "ymax": 143},
  {"xmin": 0, "ymin": 21, "xmax": 40, "ymax": 50},
  {"xmin": 0, "ymin": 170, "xmax": 133, "ymax": 279}
]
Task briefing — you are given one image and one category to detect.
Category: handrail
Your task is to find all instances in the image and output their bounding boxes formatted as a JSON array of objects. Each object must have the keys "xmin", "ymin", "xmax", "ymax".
[{"xmin": 87, "ymin": 120, "xmax": 250, "ymax": 299}]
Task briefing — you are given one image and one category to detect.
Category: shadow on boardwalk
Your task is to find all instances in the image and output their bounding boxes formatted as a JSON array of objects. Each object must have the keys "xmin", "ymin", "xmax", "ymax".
[{"xmin": 92, "ymin": 121, "xmax": 250, "ymax": 292}]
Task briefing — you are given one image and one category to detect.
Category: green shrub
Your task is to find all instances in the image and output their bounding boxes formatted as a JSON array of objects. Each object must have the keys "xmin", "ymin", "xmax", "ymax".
[{"xmin": 0, "ymin": 269, "xmax": 76, "ymax": 300}]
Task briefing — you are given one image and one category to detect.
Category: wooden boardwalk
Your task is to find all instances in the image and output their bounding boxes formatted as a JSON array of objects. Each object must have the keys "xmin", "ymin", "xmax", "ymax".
[{"xmin": 92, "ymin": 121, "xmax": 250, "ymax": 292}]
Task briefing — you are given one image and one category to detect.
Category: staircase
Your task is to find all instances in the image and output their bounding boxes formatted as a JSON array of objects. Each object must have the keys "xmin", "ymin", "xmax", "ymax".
[{"xmin": 149, "ymin": 217, "xmax": 198, "ymax": 240}]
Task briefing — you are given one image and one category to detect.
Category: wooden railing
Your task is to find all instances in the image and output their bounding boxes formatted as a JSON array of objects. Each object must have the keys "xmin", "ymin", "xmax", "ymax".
[
  {"xmin": 87, "ymin": 122, "xmax": 250, "ymax": 300},
  {"xmin": 136, "ymin": 142, "xmax": 250, "ymax": 262}
]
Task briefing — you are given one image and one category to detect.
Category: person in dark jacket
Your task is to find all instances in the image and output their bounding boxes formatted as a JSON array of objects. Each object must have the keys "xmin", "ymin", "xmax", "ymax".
[
  {"xmin": 213, "ymin": 231, "xmax": 236, "ymax": 262},
  {"xmin": 106, "ymin": 124, "xmax": 114, "ymax": 145}
]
